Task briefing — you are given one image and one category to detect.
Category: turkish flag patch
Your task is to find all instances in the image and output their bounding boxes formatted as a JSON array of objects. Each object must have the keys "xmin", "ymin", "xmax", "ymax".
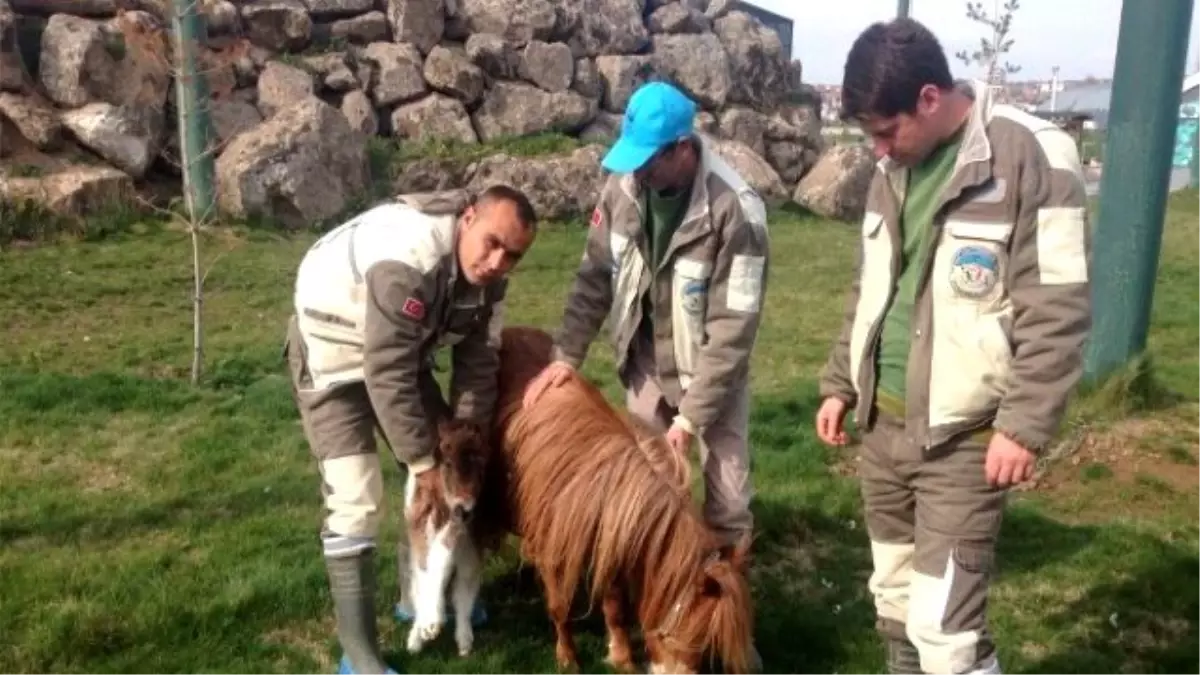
[
  {"xmin": 590, "ymin": 207, "xmax": 603, "ymax": 228},
  {"xmin": 401, "ymin": 297, "xmax": 425, "ymax": 320}
]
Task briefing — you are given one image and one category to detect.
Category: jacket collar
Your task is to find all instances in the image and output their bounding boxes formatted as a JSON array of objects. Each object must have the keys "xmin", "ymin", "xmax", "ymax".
[
  {"xmin": 392, "ymin": 193, "xmax": 484, "ymax": 304},
  {"xmin": 616, "ymin": 133, "xmax": 724, "ymax": 271}
]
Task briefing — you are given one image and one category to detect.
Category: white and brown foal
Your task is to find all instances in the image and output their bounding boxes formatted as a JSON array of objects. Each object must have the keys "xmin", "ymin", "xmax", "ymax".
[{"xmin": 402, "ymin": 418, "xmax": 492, "ymax": 657}]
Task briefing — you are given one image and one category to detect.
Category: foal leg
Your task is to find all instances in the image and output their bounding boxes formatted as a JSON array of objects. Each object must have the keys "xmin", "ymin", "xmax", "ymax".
[
  {"xmin": 407, "ymin": 524, "xmax": 454, "ymax": 653},
  {"xmin": 452, "ymin": 536, "xmax": 483, "ymax": 657},
  {"xmin": 537, "ymin": 564, "xmax": 579, "ymax": 673},
  {"xmin": 602, "ymin": 584, "xmax": 636, "ymax": 673}
]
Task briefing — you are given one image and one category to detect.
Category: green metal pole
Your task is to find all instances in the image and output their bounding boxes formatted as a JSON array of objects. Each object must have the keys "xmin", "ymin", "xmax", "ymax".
[
  {"xmin": 171, "ymin": 0, "xmax": 215, "ymax": 221},
  {"xmin": 898, "ymin": 0, "xmax": 911, "ymax": 18},
  {"xmin": 1083, "ymin": 0, "xmax": 1195, "ymax": 383}
]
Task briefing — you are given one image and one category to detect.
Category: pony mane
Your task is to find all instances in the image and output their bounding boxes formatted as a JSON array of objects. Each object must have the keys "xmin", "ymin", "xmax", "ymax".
[{"xmin": 492, "ymin": 327, "xmax": 719, "ymax": 632}]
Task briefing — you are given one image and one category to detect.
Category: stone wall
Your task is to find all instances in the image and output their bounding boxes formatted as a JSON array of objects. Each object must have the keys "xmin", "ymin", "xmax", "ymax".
[{"xmin": 0, "ymin": 0, "xmax": 831, "ymax": 227}]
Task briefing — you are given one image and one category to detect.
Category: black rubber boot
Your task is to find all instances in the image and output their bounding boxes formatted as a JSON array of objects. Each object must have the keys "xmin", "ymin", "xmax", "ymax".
[
  {"xmin": 886, "ymin": 637, "xmax": 924, "ymax": 674},
  {"xmin": 326, "ymin": 550, "xmax": 393, "ymax": 674}
]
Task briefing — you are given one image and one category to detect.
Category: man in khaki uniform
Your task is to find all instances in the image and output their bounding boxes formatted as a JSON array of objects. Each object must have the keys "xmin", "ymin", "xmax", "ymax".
[
  {"xmin": 522, "ymin": 82, "xmax": 770, "ymax": 667},
  {"xmin": 815, "ymin": 19, "xmax": 1092, "ymax": 675},
  {"xmin": 285, "ymin": 186, "xmax": 538, "ymax": 674}
]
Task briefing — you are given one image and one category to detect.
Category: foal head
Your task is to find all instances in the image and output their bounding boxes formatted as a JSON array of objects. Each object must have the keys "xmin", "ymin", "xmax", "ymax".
[
  {"xmin": 646, "ymin": 535, "xmax": 755, "ymax": 674},
  {"xmin": 432, "ymin": 418, "xmax": 492, "ymax": 523}
]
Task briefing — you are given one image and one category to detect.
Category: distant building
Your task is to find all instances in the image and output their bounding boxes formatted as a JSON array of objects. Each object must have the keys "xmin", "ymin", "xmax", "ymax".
[
  {"xmin": 1033, "ymin": 81, "xmax": 1113, "ymax": 128},
  {"xmin": 731, "ymin": 1, "xmax": 793, "ymax": 58},
  {"xmin": 1031, "ymin": 73, "xmax": 1200, "ymax": 170}
]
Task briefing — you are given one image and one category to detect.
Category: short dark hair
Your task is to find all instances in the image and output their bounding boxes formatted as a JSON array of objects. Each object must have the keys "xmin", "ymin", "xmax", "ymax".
[
  {"xmin": 475, "ymin": 184, "xmax": 538, "ymax": 232},
  {"xmin": 840, "ymin": 18, "xmax": 955, "ymax": 121}
]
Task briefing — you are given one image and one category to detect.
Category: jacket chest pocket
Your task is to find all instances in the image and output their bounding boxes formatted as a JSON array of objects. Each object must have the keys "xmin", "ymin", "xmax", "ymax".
[
  {"xmin": 438, "ymin": 305, "xmax": 483, "ymax": 347},
  {"xmin": 935, "ymin": 220, "xmax": 1014, "ymax": 307},
  {"xmin": 672, "ymin": 257, "xmax": 713, "ymax": 343}
]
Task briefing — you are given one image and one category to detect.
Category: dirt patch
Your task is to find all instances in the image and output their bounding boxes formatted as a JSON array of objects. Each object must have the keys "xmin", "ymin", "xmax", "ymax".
[
  {"xmin": 1028, "ymin": 404, "xmax": 1199, "ymax": 523},
  {"xmin": 1037, "ymin": 406, "xmax": 1199, "ymax": 495}
]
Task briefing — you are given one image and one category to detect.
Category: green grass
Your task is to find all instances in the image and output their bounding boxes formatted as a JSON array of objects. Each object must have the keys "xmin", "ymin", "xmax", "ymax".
[{"xmin": 0, "ymin": 190, "xmax": 1196, "ymax": 673}]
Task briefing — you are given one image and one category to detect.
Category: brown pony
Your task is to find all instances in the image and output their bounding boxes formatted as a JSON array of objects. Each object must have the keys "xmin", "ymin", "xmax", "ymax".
[{"xmin": 478, "ymin": 325, "xmax": 755, "ymax": 674}]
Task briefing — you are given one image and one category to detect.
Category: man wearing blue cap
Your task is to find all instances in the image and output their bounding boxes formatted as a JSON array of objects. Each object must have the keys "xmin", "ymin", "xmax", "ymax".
[{"xmin": 523, "ymin": 80, "xmax": 770, "ymax": 669}]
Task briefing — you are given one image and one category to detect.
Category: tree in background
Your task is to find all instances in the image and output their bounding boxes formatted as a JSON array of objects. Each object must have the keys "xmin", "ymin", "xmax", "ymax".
[
  {"xmin": 120, "ymin": 0, "xmax": 234, "ymax": 386},
  {"xmin": 954, "ymin": 0, "xmax": 1022, "ymax": 86}
]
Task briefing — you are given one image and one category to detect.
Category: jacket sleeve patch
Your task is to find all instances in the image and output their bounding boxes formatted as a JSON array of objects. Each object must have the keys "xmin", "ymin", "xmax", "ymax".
[
  {"xmin": 401, "ymin": 297, "xmax": 426, "ymax": 320},
  {"xmin": 727, "ymin": 254, "xmax": 764, "ymax": 313},
  {"xmin": 1036, "ymin": 206, "xmax": 1089, "ymax": 285}
]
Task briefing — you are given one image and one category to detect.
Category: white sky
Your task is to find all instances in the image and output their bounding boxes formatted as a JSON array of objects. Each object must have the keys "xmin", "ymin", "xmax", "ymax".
[{"xmin": 749, "ymin": 0, "xmax": 1200, "ymax": 85}]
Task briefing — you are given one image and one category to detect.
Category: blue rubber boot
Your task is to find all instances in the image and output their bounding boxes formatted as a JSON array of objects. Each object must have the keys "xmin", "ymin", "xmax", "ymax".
[
  {"xmin": 337, "ymin": 654, "xmax": 398, "ymax": 674},
  {"xmin": 393, "ymin": 600, "xmax": 488, "ymax": 627}
]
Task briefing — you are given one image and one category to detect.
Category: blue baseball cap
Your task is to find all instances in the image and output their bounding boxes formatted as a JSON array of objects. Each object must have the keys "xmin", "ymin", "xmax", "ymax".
[{"xmin": 601, "ymin": 81, "xmax": 698, "ymax": 174}]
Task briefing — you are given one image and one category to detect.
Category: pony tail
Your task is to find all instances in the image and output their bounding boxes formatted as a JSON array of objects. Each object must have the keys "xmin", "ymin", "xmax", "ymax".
[{"xmin": 704, "ymin": 559, "xmax": 755, "ymax": 674}]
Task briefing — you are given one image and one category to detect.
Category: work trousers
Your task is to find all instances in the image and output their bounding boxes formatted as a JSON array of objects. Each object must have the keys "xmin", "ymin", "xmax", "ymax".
[
  {"xmin": 860, "ymin": 408, "xmax": 1006, "ymax": 674},
  {"xmin": 622, "ymin": 343, "xmax": 754, "ymax": 548},
  {"xmin": 284, "ymin": 315, "xmax": 442, "ymax": 561}
]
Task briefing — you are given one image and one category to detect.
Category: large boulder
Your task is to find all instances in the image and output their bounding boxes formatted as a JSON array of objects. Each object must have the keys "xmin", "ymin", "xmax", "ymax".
[
  {"xmin": 570, "ymin": 0, "xmax": 649, "ymax": 57},
  {"xmin": 37, "ymin": 14, "xmax": 115, "ymax": 107},
  {"xmin": 209, "ymin": 97, "xmax": 263, "ymax": 146},
  {"xmin": 457, "ymin": 0, "xmax": 557, "ymax": 44},
  {"xmin": 648, "ymin": 2, "xmax": 710, "ymax": 34},
  {"xmin": 305, "ymin": 0, "xmax": 376, "ymax": 19},
  {"xmin": 387, "ymin": 0, "xmax": 444, "ymax": 55},
  {"xmin": 713, "ymin": 10, "xmax": 788, "ymax": 109},
  {"xmin": 520, "ymin": 40, "xmax": 574, "ymax": 93},
  {"xmin": 571, "ymin": 57, "xmax": 602, "ymax": 99},
  {"xmin": 240, "ymin": 0, "xmax": 312, "ymax": 52},
  {"xmin": 718, "ymin": 106, "xmax": 769, "ymax": 157},
  {"xmin": 466, "ymin": 144, "xmax": 605, "ymax": 220},
  {"xmin": 594, "ymin": 54, "xmax": 654, "ymax": 113},
  {"xmin": 60, "ymin": 102, "xmax": 164, "ymax": 178},
  {"xmin": 0, "ymin": 92, "xmax": 64, "ymax": 149},
  {"xmin": 325, "ymin": 10, "xmax": 390, "ymax": 44},
  {"xmin": 255, "ymin": 60, "xmax": 315, "ymax": 118},
  {"xmin": 216, "ymin": 96, "xmax": 370, "ymax": 230},
  {"xmin": 792, "ymin": 144, "xmax": 876, "ymax": 222},
  {"xmin": 391, "ymin": 93, "xmax": 478, "ymax": 144},
  {"xmin": 38, "ymin": 12, "xmax": 170, "ymax": 111},
  {"xmin": 471, "ymin": 81, "xmax": 596, "ymax": 141},
  {"xmin": 423, "ymin": 44, "xmax": 486, "ymax": 106},
  {"xmin": 650, "ymin": 33, "xmax": 729, "ymax": 110},
  {"xmin": 340, "ymin": 89, "xmax": 378, "ymax": 136},
  {"xmin": 705, "ymin": 135, "xmax": 788, "ymax": 206},
  {"xmin": 0, "ymin": 0, "xmax": 25, "ymax": 92},
  {"xmin": 361, "ymin": 41, "xmax": 427, "ymax": 107},
  {"xmin": 0, "ymin": 164, "xmax": 135, "ymax": 217},
  {"xmin": 765, "ymin": 140, "xmax": 816, "ymax": 186}
]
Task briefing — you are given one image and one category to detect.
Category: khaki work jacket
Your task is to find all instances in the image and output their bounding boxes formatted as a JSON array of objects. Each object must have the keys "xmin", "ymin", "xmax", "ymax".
[
  {"xmin": 292, "ymin": 193, "xmax": 506, "ymax": 472},
  {"xmin": 819, "ymin": 80, "xmax": 1093, "ymax": 453},
  {"xmin": 552, "ymin": 134, "xmax": 770, "ymax": 434}
]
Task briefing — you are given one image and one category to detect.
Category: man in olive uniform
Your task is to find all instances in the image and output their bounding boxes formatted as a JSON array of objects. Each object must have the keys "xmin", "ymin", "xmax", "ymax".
[
  {"xmin": 285, "ymin": 186, "xmax": 538, "ymax": 674},
  {"xmin": 815, "ymin": 18, "xmax": 1092, "ymax": 675}
]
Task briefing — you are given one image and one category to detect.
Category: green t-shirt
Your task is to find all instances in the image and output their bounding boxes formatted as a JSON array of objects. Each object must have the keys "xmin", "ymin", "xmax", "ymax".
[
  {"xmin": 638, "ymin": 185, "xmax": 691, "ymax": 342},
  {"xmin": 875, "ymin": 130, "xmax": 964, "ymax": 402}
]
